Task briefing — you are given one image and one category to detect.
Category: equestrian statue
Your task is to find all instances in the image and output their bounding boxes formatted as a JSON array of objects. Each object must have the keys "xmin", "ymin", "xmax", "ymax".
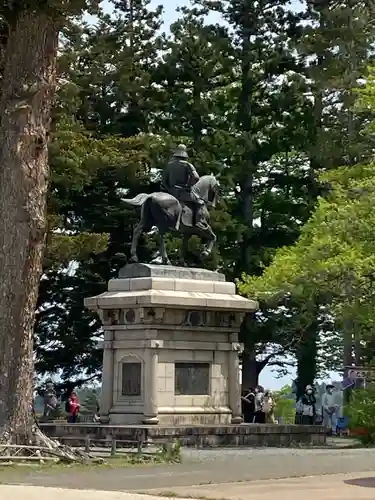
[{"xmin": 121, "ymin": 144, "xmax": 219, "ymax": 265}]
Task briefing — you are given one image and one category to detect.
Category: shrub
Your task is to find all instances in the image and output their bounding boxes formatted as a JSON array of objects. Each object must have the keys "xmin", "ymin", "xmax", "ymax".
[
  {"xmin": 273, "ymin": 385, "xmax": 296, "ymax": 424},
  {"xmin": 346, "ymin": 384, "xmax": 375, "ymax": 445}
]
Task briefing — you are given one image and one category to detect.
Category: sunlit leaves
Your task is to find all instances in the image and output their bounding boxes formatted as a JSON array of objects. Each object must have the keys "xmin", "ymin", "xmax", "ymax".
[{"xmin": 240, "ymin": 161, "xmax": 375, "ymax": 303}]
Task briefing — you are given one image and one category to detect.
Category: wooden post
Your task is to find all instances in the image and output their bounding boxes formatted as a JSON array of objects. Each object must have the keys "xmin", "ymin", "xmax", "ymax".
[
  {"xmin": 135, "ymin": 429, "xmax": 143, "ymax": 454},
  {"xmin": 111, "ymin": 437, "xmax": 116, "ymax": 456},
  {"xmin": 84, "ymin": 436, "xmax": 90, "ymax": 453}
]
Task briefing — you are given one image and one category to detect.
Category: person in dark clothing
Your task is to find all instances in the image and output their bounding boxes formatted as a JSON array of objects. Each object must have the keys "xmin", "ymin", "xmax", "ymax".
[
  {"xmin": 161, "ymin": 144, "xmax": 205, "ymax": 227},
  {"xmin": 299, "ymin": 384, "xmax": 316, "ymax": 425},
  {"xmin": 241, "ymin": 388, "xmax": 255, "ymax": 423}
]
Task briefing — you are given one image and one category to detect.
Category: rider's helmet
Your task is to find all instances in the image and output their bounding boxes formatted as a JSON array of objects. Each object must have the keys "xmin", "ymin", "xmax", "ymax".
[{"xmin": 173, "ymin": 144, "xmax": 189, "ymax": 159}]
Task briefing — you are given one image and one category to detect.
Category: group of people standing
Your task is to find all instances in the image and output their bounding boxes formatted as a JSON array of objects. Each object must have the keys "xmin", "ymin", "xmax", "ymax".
[
  {"xmin": 241, "ymin": 386, "xmax": 276, "ymax": 423},
  {"xmin": 42, "ymin": 382, "xmax": 81, "ymax": 423},
  {"xmin": 241, "ymin": 382, "xmax": 341, "ymax": 434},
  {"xmin": 296, "ymin": 383, "xmax": 340, "ymax": 434}
]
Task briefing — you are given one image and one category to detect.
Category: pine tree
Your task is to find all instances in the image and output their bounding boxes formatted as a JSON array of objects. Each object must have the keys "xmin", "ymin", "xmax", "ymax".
[
  {"xmin": 64, "ymin": 0, "xmax": 163, "ymax": 137},
  {"xmin": 152, "ymin": 6, "xmax": 234, "ymax": 149}
]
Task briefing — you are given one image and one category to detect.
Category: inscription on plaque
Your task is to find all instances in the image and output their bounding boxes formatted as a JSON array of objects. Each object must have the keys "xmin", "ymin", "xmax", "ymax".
[
  {"xmin": 121, "ymin": 362, "xmax": 141, "ymax": 396},
  {"xmin": 175, "ymin": 362, "xmax": 210, "ymax": 395}
]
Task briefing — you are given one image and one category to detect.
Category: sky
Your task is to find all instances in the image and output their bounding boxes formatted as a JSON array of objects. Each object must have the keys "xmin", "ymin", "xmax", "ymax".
[
  {"xmin": 98, "ymin": 0, "xmax": 303, "ymax": 30},
  {"xmin": 86, "ymin": 0, "xmax": 336, "ymax": 390},
  {"xmin": 99, "ymin": 0, "xmax": 214, "ymax": 27}
]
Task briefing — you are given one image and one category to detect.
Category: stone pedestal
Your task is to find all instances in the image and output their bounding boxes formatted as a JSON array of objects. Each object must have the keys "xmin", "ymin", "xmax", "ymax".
[{"xmin": 84, "ymin": 264, "xmax": 258, "ymax": 426}]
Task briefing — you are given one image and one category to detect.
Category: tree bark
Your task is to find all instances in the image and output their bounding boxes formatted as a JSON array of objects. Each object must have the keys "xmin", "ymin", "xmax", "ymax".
[
  {"xmin": 0, "ymin": 9, "xmax": 58, "ymax": 443},
  {"xmin": 241, "ymin": 350, "xmax": 259, "ymax": 389}
]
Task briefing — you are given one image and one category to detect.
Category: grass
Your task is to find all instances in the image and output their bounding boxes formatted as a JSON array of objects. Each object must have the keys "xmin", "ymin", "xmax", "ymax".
[
  {"xmin": 0, "ymin": 457, "xmax": 150, "ymax": 474},
  {"xmin": 0, "ymin": 444, "xmax": 182, "ymax": 480},
  {"xmin": 141, "ymin": 492, "xmax": 229, "ymax": 500},
  {"xmin": 0, "ymin": 458, "xmax": 174, "ymax": 485}
]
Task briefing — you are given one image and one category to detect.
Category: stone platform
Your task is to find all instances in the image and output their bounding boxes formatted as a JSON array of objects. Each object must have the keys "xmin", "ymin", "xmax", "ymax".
[
  {"xmin": 40, "ymin": 422, "xmax": 326, "ymax": 447},
  {"xmin": 84, "ymin": 263, "xmax": 258, "ymax": 426}
]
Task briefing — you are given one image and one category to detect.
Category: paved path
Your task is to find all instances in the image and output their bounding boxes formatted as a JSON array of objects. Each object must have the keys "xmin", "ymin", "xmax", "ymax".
[
  {"xmin": 1, "ymin": 448, "xmax": 375, "ymax": 492},
  {"xmin": 1, "ymin": 473, "xmax": 375, "ymax": 500},
  {"xmin": 144, "ymin": 473, "xmax": 375, "ymax": 499}
]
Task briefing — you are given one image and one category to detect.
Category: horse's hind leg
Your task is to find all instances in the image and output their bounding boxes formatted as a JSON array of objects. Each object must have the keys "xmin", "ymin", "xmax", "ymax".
[
  {"xmin": 130, "ymin": 208, "xmax": 146, "ymax": 263},
  {"xmin": 130, "ymin": 223, "xmax": 143, "ymax": 263},
  {"xmin": 179, "ymin": 233, "xmax": 190, "ymax": 266},
  {"xmin": 159, "ymin": 232, "xmax": 171, "ymax": 265}
]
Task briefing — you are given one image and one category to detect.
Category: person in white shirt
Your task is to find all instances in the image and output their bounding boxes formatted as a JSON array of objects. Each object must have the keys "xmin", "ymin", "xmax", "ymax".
[
  {"xmin": 263, "ymin": 390, "xmax": 276, "ymax": 423},
  {"xmin": 322, "ymin": 383, "xmax": 339, "ymax": 435},
  {"xmin": 253, "ymin": 386, "xmax": 265, "ymax": 423}
]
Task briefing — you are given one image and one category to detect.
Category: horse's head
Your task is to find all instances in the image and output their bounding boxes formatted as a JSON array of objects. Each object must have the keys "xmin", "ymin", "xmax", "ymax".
[{"xmin": 194, "ymin": 175, "xmax": 220, "ymax": 208}]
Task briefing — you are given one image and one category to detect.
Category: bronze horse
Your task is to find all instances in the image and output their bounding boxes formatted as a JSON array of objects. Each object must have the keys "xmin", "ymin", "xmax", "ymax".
[{"xmin": 121, "ymin": 175, "xmax": 219, "ymax": 265}]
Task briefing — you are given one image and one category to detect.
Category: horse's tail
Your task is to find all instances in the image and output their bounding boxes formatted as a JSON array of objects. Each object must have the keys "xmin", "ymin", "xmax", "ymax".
[{"xmin": 121, "ymin": 193, "xmax": 149, "ymax": 207}]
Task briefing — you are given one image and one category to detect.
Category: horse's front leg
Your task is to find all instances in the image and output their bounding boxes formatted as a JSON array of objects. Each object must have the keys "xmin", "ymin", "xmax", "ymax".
[
  {"xmin": 159, "ymin": 231, "xmax": 171, "ymax": 265},
  {"xmin": 202, "ymin": 225, "xmax": 217, "ymax": 257}
]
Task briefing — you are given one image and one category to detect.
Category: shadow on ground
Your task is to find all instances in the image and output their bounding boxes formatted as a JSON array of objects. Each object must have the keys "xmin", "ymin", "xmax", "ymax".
[{"xmin": 345, "ymin": 477, "xmax": 375, "ymax": 488}]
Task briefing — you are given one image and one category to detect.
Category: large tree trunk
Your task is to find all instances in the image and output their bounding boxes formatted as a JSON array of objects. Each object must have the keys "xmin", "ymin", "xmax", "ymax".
[
  {"xmin": 241, "ymin": 350, "xmax": 259, "ymax": 389},
  {"xmin": 0, "ymin": 9, "xmax": 58, "ymax": 443}
]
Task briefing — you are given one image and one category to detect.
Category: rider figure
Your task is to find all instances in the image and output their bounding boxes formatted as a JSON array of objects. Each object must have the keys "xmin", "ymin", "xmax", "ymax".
[{"xmin": 161, "ymin": 144, "xmax": 205, "ymax": 227}]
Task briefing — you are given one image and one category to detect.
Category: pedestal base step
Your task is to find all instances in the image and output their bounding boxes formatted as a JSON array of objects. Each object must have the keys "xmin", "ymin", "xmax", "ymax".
[{"xmin": 40, "ymin": 423, "xmax": 326, "ymax": 448}]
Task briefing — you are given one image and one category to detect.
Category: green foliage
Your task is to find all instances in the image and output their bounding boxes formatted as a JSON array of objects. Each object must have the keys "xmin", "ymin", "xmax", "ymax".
[
  {"xmin": 240, "ymin": 68, "xmax": 375, "ymax": 374},
  {"xmin": 45, "ymin": 233, "xmax": 109, "ymax": 268},
  {"xmin": 273, "ymin": 385, "xmax": 296, "ymax": 424},
  {"xmin": 58, "ymin": 0, "xmax": 163, "ymax": 138},
  {"xmin": 300, "ymin": 0, "xmax": 374, "ymax": 170},
  {"xmin": 240, "ymin": 161, "xmax": 375, "ymax": 307},
  {"xmin": 240, "ymin": 161, "xmax": 375, "ymax": 371},
  {"xmin": 160, "ymin": 440, "xmax": 181, "ymax": 463},
  {"xmin": 346, "ymin": 385, "xmax": 375, "ymax": 445},
  {"xmin": 153, "ymin": 6, "xmax": 234, "ymax": 147},
  {"xmin": 80, "ymin": 389, "xmax": 99, "ymax": 415}
]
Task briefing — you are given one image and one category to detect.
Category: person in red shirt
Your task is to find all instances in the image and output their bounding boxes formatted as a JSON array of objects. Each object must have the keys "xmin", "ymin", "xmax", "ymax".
[{"xmin": 67, "ymin": 392, "xmax": 80, "ymax": 423}]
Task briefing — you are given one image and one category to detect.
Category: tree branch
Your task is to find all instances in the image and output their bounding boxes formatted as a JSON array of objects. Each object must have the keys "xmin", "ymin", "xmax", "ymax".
[
  {"xmin": 255, "ymin": 336, "xmax": 301, "ymax": 374},
  {"xmin": 267, "ymin": 360, "xmax": 295, "ymax": 368}
]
